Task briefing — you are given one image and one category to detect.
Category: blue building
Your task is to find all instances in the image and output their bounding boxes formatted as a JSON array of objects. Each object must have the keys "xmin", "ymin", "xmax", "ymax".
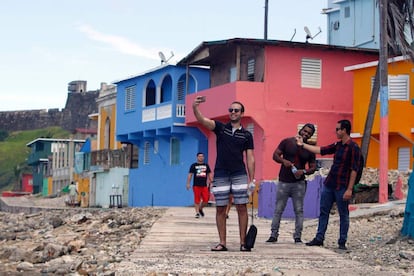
[
  {"xmin": 325, "ymin": 0, "xmax": 380, "ymax": 48},
  {"xmin": 115, "ymin": 64, "xmax": 210, "ymax": 207}
]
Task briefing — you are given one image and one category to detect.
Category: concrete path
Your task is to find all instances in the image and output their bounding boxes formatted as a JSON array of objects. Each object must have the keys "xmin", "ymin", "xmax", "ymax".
[{"xmin": 114, "ymin": 206, "xmax": 395, "ymax": 275}]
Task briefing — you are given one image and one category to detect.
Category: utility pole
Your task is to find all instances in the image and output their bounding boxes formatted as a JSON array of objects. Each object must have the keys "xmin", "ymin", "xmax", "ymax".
[
  {"xmin": 379, "ymin": 0, "xmax": 388, "ymax": 203},
  {"xmin": 264, "ymin": 0, "xmax": 268, "ymax": 39}
]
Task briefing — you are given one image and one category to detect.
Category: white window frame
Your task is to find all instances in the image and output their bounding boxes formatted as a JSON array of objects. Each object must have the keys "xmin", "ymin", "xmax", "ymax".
[
  {"xmin": 301, "ymin": 58, "xmax": 322, "ymax": 89},
  {"xmin": 397, "ymin": 147, "xmax": 410, "ymax": 171},
  {"xmin": 125, "ymin": 85, "xmax": 136, "ymax": 111},
  {"xmin": 370, "ymin": 74, "xmax": 409, "ymax": 101}
]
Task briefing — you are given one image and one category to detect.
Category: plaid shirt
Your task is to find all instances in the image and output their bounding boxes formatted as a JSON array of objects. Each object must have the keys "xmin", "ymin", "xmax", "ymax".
[{"xmin": 320, "ymin": 139, "xmax": 361, "ymax": 189}]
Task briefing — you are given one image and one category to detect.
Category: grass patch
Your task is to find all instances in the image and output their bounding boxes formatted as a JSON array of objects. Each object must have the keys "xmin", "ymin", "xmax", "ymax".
[{"xmin": 0, "ymin": 127, "xmax": 70, "ymax": 191}]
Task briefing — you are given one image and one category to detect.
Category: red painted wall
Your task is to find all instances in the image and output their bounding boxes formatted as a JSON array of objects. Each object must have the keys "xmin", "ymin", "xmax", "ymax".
[
  {"xmin": 22, "ymin": 173, "xmax": 33, "ymax": 193},
  {"xmin": 187, "ymin": 45, "xmax": 378, "ymax": 181}
]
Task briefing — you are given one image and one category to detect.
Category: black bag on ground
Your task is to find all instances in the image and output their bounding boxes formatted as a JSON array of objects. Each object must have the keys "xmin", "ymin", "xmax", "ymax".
[{"xmin": 245, "ymin": 193, "xmax": 257, "ymax": 249}]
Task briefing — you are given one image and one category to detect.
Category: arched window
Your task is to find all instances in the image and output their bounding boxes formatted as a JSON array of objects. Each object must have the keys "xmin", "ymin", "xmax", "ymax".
[
  {"xmin": 160, "ymin": 75, "xmax": 172, "ymax": 103},
  {"xmin": 145, "ymin": 80, "xmax": 156, "ymax": 106},
  {"xmin": 104, "ymin": 117, "xmax": 111, "ymax": 149}
]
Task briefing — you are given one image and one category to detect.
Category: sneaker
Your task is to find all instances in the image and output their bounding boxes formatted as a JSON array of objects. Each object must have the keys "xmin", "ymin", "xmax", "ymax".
[
  {"xmin": 240, "ymin": 244, "xmax": 251, "ymax": 252},
  {"xmin": 266, "ymin": 236, "xmax": 277, "ymax": 243},
  {"xmin": 195, "ymin": 213, "xmax": 200, "ymax": 218},
  {"xmin": 338, "ymin": 244, "xmax": 347, "ymax": 250},
  {"xmin": 294, "ymin": 238, "xmax": 303, "ymax": 244},
  {"xmin": 305, "ymin": 238, "xmax": 323, "ymax": 246},
  {"xmin": 199, "ymin": 209, "xmax": 205, "ymax": 217}
]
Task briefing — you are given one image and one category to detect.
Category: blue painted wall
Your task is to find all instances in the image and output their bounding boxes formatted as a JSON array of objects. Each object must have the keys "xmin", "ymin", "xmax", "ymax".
[
  {"xmin": 128, "ymin": 129, "xmax": 208, "ymax": 206},
  {"xmin": 115, "ymin": 65, "xmax": 210, "ymax": 206},
  {"xmin": 327, "ymin": 0, "xmax": 380, "ymax": 49}
]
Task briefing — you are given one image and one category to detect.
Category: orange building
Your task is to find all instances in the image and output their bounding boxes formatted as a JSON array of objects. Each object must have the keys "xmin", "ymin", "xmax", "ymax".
[{"xmin": 346, "ymin": 56, "xmax": 414, "ymax": 170}]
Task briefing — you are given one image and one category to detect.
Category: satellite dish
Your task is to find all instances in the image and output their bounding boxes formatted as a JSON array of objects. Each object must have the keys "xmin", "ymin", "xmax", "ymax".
[
  {"xmin": 158, "ymin": 51, "xmax": 174, "ymax": 64},
  {"xmin": 304, "ymin": 26, "xmax": 322, "ymax": 43},
  {"xmin": 304, "ymin": 26, "xmax": 312, "ymax": 42},
  {"xmin": 159, "ymin": 52, "xmax": 167, "ymax": 63}
]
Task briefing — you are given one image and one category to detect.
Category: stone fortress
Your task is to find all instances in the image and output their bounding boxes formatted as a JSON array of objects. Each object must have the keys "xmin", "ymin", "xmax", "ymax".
[{"xmin": 0, "ymin": 80, "xmax": 99, "ymax": 133}]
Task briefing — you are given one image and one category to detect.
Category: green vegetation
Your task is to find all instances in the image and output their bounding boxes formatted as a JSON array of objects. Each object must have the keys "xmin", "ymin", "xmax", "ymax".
[
  {"xmin": 0, "ymin": 130, "xmax": 8, "ymax": 141},
  {"xmin": 0, "ymin": 127, "xmax": 70, "ymax": 192}
]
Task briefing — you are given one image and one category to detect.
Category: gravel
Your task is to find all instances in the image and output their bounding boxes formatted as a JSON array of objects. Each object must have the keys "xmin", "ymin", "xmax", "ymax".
[{"xmin": 302, "ymin": 206, "xmax": 414, "ymax": 275}]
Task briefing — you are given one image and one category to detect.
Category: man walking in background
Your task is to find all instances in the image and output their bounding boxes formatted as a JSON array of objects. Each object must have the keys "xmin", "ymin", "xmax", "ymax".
[{"xmin": 187, "ymin": 152, "xmax": 212, "ymax": 218}]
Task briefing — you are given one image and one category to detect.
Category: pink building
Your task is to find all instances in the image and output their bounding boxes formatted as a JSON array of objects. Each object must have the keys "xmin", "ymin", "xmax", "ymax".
[{"xmin": 182, "ymin": 38, "xmax": 378, "ymax": 183}]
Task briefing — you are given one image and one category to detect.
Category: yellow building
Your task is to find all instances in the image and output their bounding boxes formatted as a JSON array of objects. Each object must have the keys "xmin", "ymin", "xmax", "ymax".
[
  {"xmin": 346, "ymin": 56, "xmax": 414, "ymax": 170},
  {"xmin": 93, "ymin": 82, "xmax": 121, "ymax": 151},
  {"xmin": 74, "ymin": 82, "xmax": 121, "ymax": 207}
]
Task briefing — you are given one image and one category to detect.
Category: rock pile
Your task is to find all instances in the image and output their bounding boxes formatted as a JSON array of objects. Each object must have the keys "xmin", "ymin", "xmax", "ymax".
[
  {"xmin": 308, "ymin": 168, "xmax": 411, "ymax": 202},
  {"xmin": 0, "ymin": 207, "xmax": 165, "ymax": 275}
]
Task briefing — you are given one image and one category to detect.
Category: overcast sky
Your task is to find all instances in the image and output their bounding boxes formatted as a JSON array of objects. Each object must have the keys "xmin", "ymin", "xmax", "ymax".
[{"xmin": 0, "ymin": 0, "xmax": 327, "ymax": 111}]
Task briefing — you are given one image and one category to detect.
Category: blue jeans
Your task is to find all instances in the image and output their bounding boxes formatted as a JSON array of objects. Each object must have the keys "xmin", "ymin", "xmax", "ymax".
[
  {"xmin": 270, "ymin": 180, "xmax": 306, "ymax": 239},
  {"xmin": 315, "ymin": 185, "xmax": 349, "ymax": 245}
]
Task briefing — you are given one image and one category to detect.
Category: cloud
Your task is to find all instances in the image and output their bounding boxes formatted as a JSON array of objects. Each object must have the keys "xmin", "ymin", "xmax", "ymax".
[{"xmin": 77, "ymin": 23, "xmax": 162, "ymax": 61}]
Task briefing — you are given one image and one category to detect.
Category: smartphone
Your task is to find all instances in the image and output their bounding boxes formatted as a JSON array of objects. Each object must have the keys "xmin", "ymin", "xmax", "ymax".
[{"xmin": 199, "ymin": 96, "xmax": 206, "ymax": 102}]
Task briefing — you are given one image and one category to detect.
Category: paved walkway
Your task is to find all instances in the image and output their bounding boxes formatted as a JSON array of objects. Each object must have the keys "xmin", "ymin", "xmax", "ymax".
[{"xmin": 114, "ymin": 205, "xmax": 401, "ymax": 275}]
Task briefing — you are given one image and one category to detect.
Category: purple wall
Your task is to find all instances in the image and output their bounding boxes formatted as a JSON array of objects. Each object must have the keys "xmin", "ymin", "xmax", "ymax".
[{"xmin": 258, "ymin": 176, "xmax": 324, "ymax": 219}]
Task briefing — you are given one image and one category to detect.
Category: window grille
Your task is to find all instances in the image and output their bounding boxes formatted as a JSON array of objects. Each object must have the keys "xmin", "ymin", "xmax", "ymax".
[
  {"xmin": 144, "ymin": 141, "xmax": 150, "ymax": 165},
  {"xmin": 247, "ymin": 59, "xmax": 255, "ymax": 81},
  {"xmin": 125, "ymin": 85, "xmax": 136, "ymax": 111},
  {"xmin": 370, "ymin": 74, "xmax": 409, "ymax": 100},
  {"xmin": 177, "ymin": 80, "xmax": 185, "ymax": 100},
  {"xmin": 301, "ymin": 58, "xmax": 321, "ymax": 89}
]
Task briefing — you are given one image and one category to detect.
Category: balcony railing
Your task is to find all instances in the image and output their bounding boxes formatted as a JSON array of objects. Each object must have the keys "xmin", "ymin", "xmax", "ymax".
[{"xmin": 90, "ymin": 148, "xmax": 130, "ymax": 170}]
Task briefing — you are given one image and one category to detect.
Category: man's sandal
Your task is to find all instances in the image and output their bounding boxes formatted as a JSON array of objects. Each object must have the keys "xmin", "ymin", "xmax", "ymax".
[{"xmin": 211, "ymin": 244, "xmax": 228, "ymax": 251}]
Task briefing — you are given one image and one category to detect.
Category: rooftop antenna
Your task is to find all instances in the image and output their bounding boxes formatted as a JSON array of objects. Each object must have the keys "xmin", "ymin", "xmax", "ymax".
[
  {"xmin": 158, "ymin": 51, "xmax": 174, "ymax": 64},
  {"xmin": 290, "ymin": 28, "xmax": 296, "ymax": 41},
  {"xmin": 304, "ymin": 26, "xmax": 322, "ymax": 43}
]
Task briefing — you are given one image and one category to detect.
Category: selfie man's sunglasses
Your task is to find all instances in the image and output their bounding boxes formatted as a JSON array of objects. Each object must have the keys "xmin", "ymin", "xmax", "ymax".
[{"xmin": 228, "ymin": 108, "xmax": 241, "ymax": 113}]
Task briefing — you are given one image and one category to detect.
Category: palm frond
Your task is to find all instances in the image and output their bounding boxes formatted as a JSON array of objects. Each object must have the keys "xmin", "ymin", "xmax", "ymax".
[{"xmin": 386, "ymin": 0, "xmax": 414, "ymax": 61}]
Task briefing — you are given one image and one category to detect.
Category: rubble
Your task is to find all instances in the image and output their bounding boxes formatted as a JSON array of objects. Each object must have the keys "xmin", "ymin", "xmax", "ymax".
[
  {"xmin": 302, "ymin": 206, "xmax": 414, "ymax": 275},
  {"xmin": 308, "ymin": 168, "xmax": 412, "ymax": 200},
  {"xmin": 0, "ymin": 207, "xmax": 165, "ymax": 275}
]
